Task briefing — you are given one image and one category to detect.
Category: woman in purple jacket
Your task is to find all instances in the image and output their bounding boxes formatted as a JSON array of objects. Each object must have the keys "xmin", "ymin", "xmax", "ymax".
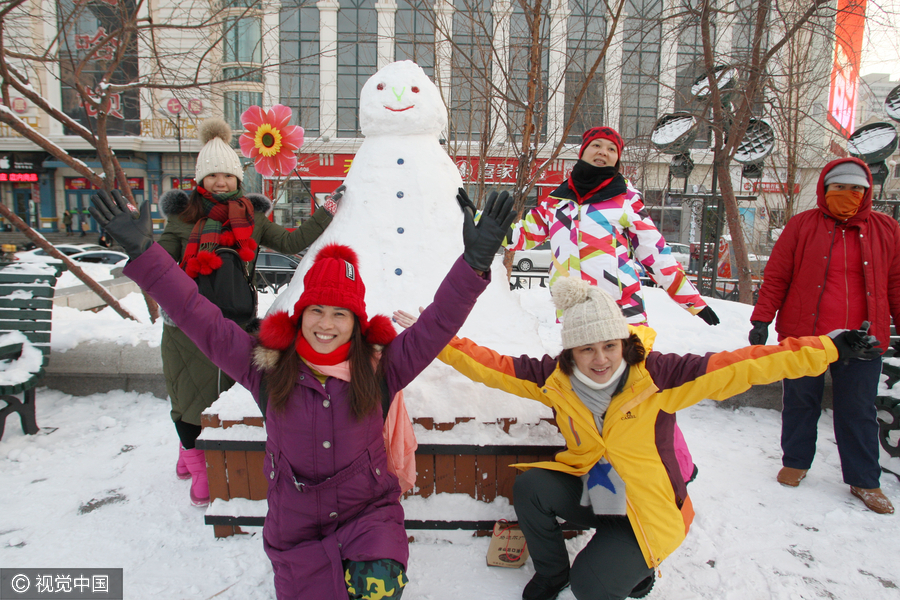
[{"xmin": 90, "ymin": 188, "xmax": 515, "ymax": 600}]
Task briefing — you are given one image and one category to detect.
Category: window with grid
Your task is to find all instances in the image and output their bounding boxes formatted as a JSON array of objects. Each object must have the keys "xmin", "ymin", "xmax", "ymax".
[
  {"xmin": 396, "ymin": 0, "xmax": 434, "ymax": 76},
  {"xmin": 508, "ymin": 2, "xmax": 550, "ymax": 144},
  {"xmin": 449, "ymin": 0, "xmax": 492, "ymax": 142},
  {"xmin": 565, "ymin": 0, "xmax": 606, "ymax": 143},
  {"xmin": 337, "ymin": 0, "xmax": 377, "ymax": 137},
  {"xmin": 280, "ymin": 2, "xmax": 320, "ymax": 136},
  {"xmin": 223, "ymin": 16, "xmax": 263, "ymax": 82},
  {"xmin": 620, "ymin": 0, "xmax": 661, "ymax": 142},
  {"xmin": 225, "ymin": 91, "xmax": 263, "ymax": 133}
]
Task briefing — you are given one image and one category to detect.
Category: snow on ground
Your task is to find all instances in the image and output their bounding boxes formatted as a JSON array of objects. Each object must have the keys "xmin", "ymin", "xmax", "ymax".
[{"xmin": 1, "ymin": 271, "xmax": 899, "ymax": 599}]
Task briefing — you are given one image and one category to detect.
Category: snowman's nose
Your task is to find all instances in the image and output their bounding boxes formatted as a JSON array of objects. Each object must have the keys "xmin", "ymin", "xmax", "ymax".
[{"xmin": 392, "ymin": 87, "xmax": 405, "ymax": 102}]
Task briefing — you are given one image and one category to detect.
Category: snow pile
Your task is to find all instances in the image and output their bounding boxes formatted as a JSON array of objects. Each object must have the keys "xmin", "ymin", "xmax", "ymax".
[{"xmin": 0, "ymin": 332, "xmax": 43, "ymax": 386}]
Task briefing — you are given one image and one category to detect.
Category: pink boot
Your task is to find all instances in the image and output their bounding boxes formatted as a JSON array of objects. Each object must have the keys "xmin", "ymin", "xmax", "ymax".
[
  {"xmin": 176, "ymin": 445, "xmax": 191, "ymax": 480},
  {"xmin": 181, "ymin": 448, "xmax": 210, "ymax": 507}
]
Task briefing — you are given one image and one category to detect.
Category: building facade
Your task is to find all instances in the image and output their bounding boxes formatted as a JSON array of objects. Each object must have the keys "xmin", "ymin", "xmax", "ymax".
[{"xmin": 0, "ymin": 0, "xmax": 857, "ymax": 255}]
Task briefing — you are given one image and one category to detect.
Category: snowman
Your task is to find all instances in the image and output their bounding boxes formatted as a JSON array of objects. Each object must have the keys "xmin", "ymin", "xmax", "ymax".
[{"xmin": 272, "ymin": 60, "xmax": 550, "ymax": 423}]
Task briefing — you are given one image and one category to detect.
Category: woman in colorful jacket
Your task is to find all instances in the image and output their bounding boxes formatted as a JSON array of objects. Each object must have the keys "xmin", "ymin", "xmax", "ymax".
[
  {"xmin": 157, "ymin": 118, "xmax": 335, "ymax": 507},
  {"xmin": 432, "ymin": 277, "xmax": 877, "ymax": 600},
  {"xmin": 507, "ymin": 126, "xmax": 718, "ymax": 328},
  {"xmin": 90, "ymin": 188, "xmax": 515, "ymax": 600}
]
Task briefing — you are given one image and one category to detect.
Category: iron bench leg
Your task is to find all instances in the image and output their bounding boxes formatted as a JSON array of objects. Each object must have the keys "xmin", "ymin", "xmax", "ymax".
[{"xmin": 0, "ymin": 389, "xmax": 40, "ymax": 438}]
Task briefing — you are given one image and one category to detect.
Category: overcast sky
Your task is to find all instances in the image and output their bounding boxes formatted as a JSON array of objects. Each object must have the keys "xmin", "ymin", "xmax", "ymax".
[{"xmin": 860, "ymin": 1, "xmax": 900, "ymax": 77}]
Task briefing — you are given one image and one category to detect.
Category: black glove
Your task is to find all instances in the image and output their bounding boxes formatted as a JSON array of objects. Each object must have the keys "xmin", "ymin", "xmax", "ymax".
[
  {"xmin": 697, "ymin": 306, "xmax": 720, "ymax": 326},
  {"xmin": 748, "ymin": 320, "xmax": 770, "ymax": 345},
  {"xmin": 457, "ymin": 188, "xmax": 517, "ymax": 272},
  {"xmin": 829, "ymin": 322, "xmax": 882, "ymax": 361},
  {"xmin": 88, "ymin": 190, "xmax": 154, "ymax": 260}
]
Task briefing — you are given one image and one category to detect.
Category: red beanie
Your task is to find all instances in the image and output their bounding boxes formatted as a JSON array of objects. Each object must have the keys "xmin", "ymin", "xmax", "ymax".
[
  {"xmin": 579, "ymin": 127, "xmax": 624, "ymax": 159},
  {"xmin": 293, "ymin": 244, "xmax": 368, "ymax": 329}
]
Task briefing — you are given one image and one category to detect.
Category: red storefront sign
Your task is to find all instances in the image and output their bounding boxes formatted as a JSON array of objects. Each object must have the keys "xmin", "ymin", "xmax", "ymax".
[
  {"xmin": 284, "ymin": 153, "xmax": 570, "ymax": 200},
  {"xmin": 65, "ymin": 177, "xmax": 144, "ymax": 190},
  {"xmin": 0, "ymin": 172, "xmax": 38, "ymax": 182}
]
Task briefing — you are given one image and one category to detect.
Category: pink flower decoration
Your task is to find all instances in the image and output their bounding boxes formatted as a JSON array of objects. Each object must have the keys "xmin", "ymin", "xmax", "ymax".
[{"xmin": 239, "ymin": 104, "xmax": 305, "ymax": 177}]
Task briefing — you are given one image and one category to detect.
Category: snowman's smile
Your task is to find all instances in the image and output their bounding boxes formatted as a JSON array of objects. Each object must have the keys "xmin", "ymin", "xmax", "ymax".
[{"xmin": 385, "ymin": 105, "xmax": 414, "ymax": 112}]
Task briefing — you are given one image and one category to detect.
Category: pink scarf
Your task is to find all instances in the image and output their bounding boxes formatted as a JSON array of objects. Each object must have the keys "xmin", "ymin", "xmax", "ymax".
[{"xmin": 304, "ymin": 358, "xmax": 418, "ymax": 495}]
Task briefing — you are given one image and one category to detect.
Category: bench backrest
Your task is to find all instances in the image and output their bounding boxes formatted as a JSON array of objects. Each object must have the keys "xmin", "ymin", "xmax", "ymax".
[{"xmin": 0, "ymin": 263, "xmax": 63, "ymax": 367}]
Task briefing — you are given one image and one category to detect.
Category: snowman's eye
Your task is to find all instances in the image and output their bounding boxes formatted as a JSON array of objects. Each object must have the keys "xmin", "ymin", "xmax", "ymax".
[
  {"xmin": 411, "ymin": 86, "xmax": 420, "ymax": 93},
  {"xmin": 377, "ymin": 83, "xmax": 385, "ymax": 90}
]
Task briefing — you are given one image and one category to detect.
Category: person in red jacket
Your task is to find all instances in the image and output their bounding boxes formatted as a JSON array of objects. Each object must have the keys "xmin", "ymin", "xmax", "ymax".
[{"xmin": 749, "ymin": 157, "xmax": 897, "ymax": 514}]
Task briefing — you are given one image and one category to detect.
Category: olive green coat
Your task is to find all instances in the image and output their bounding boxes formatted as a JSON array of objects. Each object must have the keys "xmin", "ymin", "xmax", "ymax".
[{"xmin": 156, "ymin": 190, "xmax": 332, "ymax": 425}]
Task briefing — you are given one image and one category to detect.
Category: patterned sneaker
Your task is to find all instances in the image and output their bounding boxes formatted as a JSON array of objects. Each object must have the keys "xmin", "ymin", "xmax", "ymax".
[
  {"xmin": 850, "ymin": 487, "xmax": 895, "ymax": 514},
  {"xmin": 776, "ymin": 467, "xmax": 808, "ymax": 487}
]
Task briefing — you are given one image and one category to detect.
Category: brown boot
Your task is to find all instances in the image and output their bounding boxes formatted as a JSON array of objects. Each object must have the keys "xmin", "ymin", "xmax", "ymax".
[
  {"xmin": 850, "ymin": 487, "xmax": 895, "ymax": 514},
  {"xmin": 776, "ymin": 467, "xmax": 808, "ymax": 487}
]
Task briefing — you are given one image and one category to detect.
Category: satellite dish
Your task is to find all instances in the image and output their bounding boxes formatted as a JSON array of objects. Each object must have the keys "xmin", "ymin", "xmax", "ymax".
[
  {"xmin": 650, "ymin": 113, "xmax": 698, "ymax": 154},
  {"xmin": 691, "ymin": 65, "xmax": 737, "ymax": 100},
  {"xmin": 733, "ymin": 118, "xmax": 775, "ymax": 164},
  {"xmin": 847, "ymin": 122, "xmax": 898, "ymax": 164},
  {"xmin": 885, "ymin": 84, "xmax": 900, "ymax": 124}
]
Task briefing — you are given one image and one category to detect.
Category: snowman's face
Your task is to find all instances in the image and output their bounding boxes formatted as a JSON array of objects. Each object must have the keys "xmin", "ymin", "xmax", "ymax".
[{"xmin": 359, "ymin": 61, "xmax": 447, "ymax": 137}]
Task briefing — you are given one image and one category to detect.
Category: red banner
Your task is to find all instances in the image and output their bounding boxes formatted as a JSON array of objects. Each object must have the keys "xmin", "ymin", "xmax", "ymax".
[{"xmin": 827, "ymin": 0, "xmax": 867, "ymax": 138}]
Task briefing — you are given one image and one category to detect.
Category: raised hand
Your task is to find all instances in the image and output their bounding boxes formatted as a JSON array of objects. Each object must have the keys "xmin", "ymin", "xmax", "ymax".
[
  {"xmin": 89, "ymin": 190, "xmax": 154, "ymax": 260},
  {"xmin": 457, "ymin": 188, "xmax": 517, "ymax": 272}
]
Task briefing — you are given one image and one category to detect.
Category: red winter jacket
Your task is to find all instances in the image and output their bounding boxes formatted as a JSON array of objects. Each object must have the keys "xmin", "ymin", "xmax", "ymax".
[{"xmin": 751, "ymin": 157, "xmax": 900, "ymax": 350}]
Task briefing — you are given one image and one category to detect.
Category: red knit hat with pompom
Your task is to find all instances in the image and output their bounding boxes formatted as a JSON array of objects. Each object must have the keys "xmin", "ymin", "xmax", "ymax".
[{"xmin": 256, "ymin": 244, "xmax": 397, "ymax": 352}]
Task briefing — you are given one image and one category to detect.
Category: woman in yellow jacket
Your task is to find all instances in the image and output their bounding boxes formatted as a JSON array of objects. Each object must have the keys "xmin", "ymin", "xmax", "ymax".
[{"xmin": 424, "ymin": 277, "xmax": 879, "ymax": 600}]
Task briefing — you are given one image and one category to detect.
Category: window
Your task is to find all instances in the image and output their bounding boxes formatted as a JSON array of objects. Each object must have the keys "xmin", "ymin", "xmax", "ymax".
[
  {"xmin": 224, "ymin": 91, "xmax": 262, "ymax": 133},
  {"xmin": 894, "ymin": 163, "xmax": 900, "ymax": 178},
  {"xmin": 337, "ymin": 0, "xmax": 377, "ymax": 137},
  {"xmin": 674, "ymin": 15, "xmax": 712, "ymax": 147},
  {"xmin": 223, "ymin": 17, "xmax": 262, "ymax": 82},
  {"xmin": 396, "ymin": 0, "xmax": 434, "ymax": 76},
  {"xmin": 280, "ymin": 2, "xmax": 320, "ymax": 136},
  {"xmin": 620, "ymin": 0, "xmax": 661, "ymax": 141},
  {"xmin": 449, "ymin": 0, "xmax": 492, "ymax": 141},
  {"xmin": 565, "ymin": 0, "xmax": 606, "ymax": 143}
]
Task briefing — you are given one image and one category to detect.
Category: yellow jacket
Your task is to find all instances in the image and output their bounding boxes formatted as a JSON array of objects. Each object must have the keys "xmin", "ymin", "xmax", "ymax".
[{"xmin": 438, "ymin": 326, "xmax": 839, "ymax": 568}]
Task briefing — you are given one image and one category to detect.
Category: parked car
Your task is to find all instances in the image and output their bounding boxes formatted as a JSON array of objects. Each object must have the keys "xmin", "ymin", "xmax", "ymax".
[
  {"xmin": 255, "ymin": 251, "xmax": 301, "ymax": 292},
  {"xmin": 667, "ymin": 243, "xmax": 691, "ymax": 269},
  {"xmin": 68, "ymin": 250, "xmax": 129, "ymax": 266},
  {"xmin": 15, "ymin": 244, "xmax": 104, "ymax": 262},
  {"xmin": 513, "ymin": 241, "xmax": 552, "ymax": 272}
]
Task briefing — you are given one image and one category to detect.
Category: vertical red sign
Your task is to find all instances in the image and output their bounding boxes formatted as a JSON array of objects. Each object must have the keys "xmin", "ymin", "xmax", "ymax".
[{"xmin": 827, "ymin": 0, "xmax": 867, "ymax": 138}]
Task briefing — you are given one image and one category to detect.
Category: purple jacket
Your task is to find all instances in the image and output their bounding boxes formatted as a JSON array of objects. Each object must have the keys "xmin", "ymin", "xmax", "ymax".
[{"xmin": 124, "ymin": 244, "xmax": 489, "ymax": 599}]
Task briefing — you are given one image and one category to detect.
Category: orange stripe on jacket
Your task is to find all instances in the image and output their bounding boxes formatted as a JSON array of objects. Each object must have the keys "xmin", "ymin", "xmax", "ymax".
[
  {"xmin": 706, "ymin": 336, "xmax": 828, "ymax": 373},
  {"xmin": 447, "ymin": 336, "xmax": 517, "ymax": 377}
]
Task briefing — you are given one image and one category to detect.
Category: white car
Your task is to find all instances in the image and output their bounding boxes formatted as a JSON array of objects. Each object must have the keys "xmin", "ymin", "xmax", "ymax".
[
  {"xmin": 15, "ymin": 244, "xmax": 105, "ymax": 262},
  {"xmin": 513, "ymin": 241, "xmax": 552, "ymax": 272},
  {"xmin": 666, "ymin": 243, "xmax": 691, "ymax": 269}
]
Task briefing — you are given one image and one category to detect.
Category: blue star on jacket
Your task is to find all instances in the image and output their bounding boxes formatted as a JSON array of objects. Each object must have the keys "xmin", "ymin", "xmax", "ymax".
[{"xmin": 587, "ymin": 461, "xmax": 618, "ymax": 494}]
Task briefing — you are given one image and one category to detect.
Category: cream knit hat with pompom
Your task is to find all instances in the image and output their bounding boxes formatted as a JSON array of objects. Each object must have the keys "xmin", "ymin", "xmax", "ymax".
[
  {"xmin": 195, "ymin": 118, "xmax": 243, "ymax": 183},
  {"xmin": 552, "ymin": 277, "xmax": 629, "ymax": 349}
]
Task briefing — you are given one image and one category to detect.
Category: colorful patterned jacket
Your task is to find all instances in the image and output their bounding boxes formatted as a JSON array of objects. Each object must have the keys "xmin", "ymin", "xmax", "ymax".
[
  {"xmin": 507, "ymin": 179, "xmax": 706, "ymax": 324},
  {"xmin": 438, "ymin": 326, "xmax": 838, "ymax": 568}
]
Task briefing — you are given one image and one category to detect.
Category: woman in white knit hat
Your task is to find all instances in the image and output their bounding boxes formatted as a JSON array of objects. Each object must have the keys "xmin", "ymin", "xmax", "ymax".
[
  {"xmin": 157, "ymin": 118, "xmax": 337, "ymax": 507},
  {"xmin": 397, "ymin": 277, "xmax": 879, "ymax": 600}
]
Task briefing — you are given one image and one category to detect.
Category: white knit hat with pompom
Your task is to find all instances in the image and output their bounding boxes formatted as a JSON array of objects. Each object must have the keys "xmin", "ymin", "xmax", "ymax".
[
  {"xmin": 195, "ymin": 118, "xmax": 243, "ymax": 183},
  {"xmin": 552, "ymin": 277, "xmax": 629, "ymax": 349}
]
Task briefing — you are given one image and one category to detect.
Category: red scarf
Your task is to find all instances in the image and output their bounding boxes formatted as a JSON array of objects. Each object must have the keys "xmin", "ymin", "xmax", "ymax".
[
  {"xmin": 295, "ymin": 335, "xmax": 351, "ymax": 366},
  {"xmin": 180, "ymin": 187, "xmax": 258, "ymax": 278}
]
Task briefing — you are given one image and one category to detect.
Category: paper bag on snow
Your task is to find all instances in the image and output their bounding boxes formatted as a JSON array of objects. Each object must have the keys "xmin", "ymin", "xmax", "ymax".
[{"xmin": 486, "ymin": 521, "xmax": 529, "ymax": 568}]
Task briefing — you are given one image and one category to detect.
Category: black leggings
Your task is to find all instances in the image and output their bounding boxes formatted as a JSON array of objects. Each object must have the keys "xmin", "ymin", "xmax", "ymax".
[
  {"xmin": 513, "ymin": 468, "xmax": 653, "ymax": 600},
  {"xmin": 173, "ymin": 419, "xmax": 202, "ymax": 449}
]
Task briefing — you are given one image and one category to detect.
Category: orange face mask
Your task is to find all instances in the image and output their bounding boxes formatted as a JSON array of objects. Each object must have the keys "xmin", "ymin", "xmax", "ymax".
[{"xmin": 824, "ymin": 188, "xmax": 864, "ymax": 220}]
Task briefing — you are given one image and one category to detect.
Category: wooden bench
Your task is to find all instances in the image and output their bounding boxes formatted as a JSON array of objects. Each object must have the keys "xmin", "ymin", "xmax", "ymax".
[
  {"xmin": 0, "ymin": 261, "xmax": 63, "ymax": 440},
  {"xmin": 196, "ymin": 392, "xmax": 572, "ymax": 538}
]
